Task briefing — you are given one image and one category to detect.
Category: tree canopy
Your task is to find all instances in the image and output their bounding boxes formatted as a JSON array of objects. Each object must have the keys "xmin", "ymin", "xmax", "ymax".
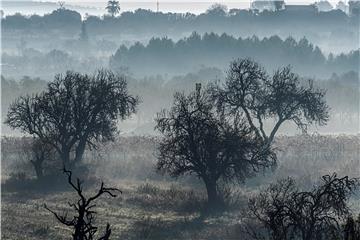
[
  {"xmin": 211, "ymin": 58, "xmax": 329, "ymax": 147},
  {"xmin": 6, "ymin": 70, "xmax": 139, "ymax": 169},
  {"xmin": 106, "ymin": 1, "xmax": 121, "ymax": 17},
  {"xmin": 110, "ymin": 33, "xmax": 358, "ymax": 78}
]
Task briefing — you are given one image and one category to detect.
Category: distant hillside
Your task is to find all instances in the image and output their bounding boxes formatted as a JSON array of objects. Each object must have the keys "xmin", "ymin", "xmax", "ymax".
[
  {"xmin": 110, "ymin": 33, "xmax": 359, "ymax": 78},
  {"xmin": 1, "ymin": 6, "xmax": 359, "ymax": 54}
]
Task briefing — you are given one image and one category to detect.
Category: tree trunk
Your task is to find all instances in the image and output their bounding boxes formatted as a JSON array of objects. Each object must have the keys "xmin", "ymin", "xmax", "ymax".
[
  {"xmin": 74, "ymin": 140, "xmax": 86, "ymax": 166},
  {"xmin": 61, "ymin": 150, "xmax": 71, "ymax": 169},
  {"xmin": 31, "ymin": 160, "xmax": 44, "ymax": 180},
  {"xmin": 204, "ymin": 178, "xmax": 220, "ymax": 207}
]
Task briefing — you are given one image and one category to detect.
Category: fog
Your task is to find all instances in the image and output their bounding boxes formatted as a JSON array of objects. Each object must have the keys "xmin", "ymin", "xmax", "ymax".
[
  {"xmin": 1, "ymin": 2, "xmax": 360, "ymax": 240},
  {"xmin": 1, "ymin": 4, "xmax": 359, "ymax": 135}
]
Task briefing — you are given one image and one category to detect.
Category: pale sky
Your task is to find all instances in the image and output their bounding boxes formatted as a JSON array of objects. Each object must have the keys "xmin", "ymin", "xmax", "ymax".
[
  {"xmin": 2, "ymin": 0, "xmax": 341, "ymax": 16},
  {"xmin": 49, "ymin": 0, "xmax": 341, "ymax": 10},
  {"xmin": 42, "ymin": 0, "xmax": 338, "ymax": 4}
]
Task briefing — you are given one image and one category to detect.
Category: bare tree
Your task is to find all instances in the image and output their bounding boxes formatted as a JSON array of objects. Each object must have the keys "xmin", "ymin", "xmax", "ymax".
[
  {"xmin": 211, "ymin": 58, "xmax": 329, "ymax": 149},
  {"xmin": 6, "ymin": 70, "xmax": 139, "ymax": 170},
  {"xmin": 156, "ymin": 59, "xmax": 329, "ymax": 208},
  {"xmin": 156, "ymin": 85, "xmax": 275, "ymax": 207},
  {"xmin": 248, "ymin": 174, "xmax": 359, "ymax": 240},
  {"xmin": 45, "ymin": 169, "xmax": 121, "ymax": 240}
]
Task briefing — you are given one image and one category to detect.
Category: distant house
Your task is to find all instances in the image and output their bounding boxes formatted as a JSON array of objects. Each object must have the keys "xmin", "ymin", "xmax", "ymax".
[
  {"xmin": 251, "ymin": 0, "xmax": 276, "ymax": 12},
  {"xmin": 349, "ymin": 0, "xmax": 360, "ymax": 16},
  {"xmin": 315, "ymin": 0, "xmax": 334, "ymax": 12},
  {"xmin": 251, "ymin": 0, "xmax": 285, "ymax": 12},
  {"xmin": 284, "ymin": 4, "xmax": 318, "ymax": 14}
]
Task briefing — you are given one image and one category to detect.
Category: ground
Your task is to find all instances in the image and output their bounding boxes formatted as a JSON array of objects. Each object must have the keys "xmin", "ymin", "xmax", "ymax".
[
  {"xmin": 1, "ymin": 180, "xmax": 248, "ymax": 240},
  {"xmin": 1, "ymin": 134, "xmax": 359, "ymax": 239}
]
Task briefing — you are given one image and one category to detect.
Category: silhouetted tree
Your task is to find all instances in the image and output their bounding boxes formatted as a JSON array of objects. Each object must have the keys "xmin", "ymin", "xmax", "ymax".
[
  {"xmin": 155, "ymin": 85, "xmax": 275, "ymax": 207},
  {"xmin": 45, "ymin": 169, "xmax": 121, "ymax": 240},
  {"xmin": 211, "ymin": 59, "xmax": 329, "ymax": 149},
  {"xmin": 106, "ymin": 1, "xmax": 120, "ymax": 17},
  {"xmin": 248, "ymin": 174, "xmax": 359, "ymax": 240},
  {"xmin": 28, "ymin": 138, "xmax": 55, "ymax": 180},
  {"xmin": 6, "ymin": 70, "xmax": 139, "ymax": 169}
]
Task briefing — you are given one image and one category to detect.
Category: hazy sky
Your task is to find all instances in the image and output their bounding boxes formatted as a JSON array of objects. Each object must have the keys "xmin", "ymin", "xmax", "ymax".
[
  {"xmin": 47, "ymin": 0, "xmax": 339, "ymax": 4},
  {"xmin": 2, "ymin": 0, "xmax": 340, "ymax": 15},
  {"xmin": 49, "ymin": 0, "xmax": 340, "ymax": 11}
]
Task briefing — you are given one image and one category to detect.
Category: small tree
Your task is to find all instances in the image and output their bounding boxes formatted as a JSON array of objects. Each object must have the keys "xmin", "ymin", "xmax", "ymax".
[
  {"xmin": 155, "ymin": 86, "xmax": 275, "ymax": 207},
  {"xmin": 6, "ymin": 70, "xmax": 138, "ymax": 170},
  {"xmin": 45, "ymin": 169, "xmax": 121, "ymax": 240},
  {"xmin": 248, "ymin": 174, "xmax": 359, "ymax": 240},
  {"xmin": 29, "ymin": 138, "xmax": 55, "ymax": 180},
  {"xmin": 212, "ymin": 58, "xmax": 329, "ymax": 149},
  {"xmin": 106, "ymin": 0, "xmax": 121, "ymax": 17}
]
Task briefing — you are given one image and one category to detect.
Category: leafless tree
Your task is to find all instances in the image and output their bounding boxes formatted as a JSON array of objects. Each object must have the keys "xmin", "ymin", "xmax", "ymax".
[
  {"xmin": 211, "ymin": 58, "xmax": 329, "ymax": 149},
  {"xmin": 156, "ymin": 59, "xmax": 329, "ymax": 208},
  {"xmin": 6, "ymin": 70, "xmax": 139, "ymax": 170},
  {"xmin": 156, "ymin": 85, "xmax": 275, "ymax": 207},
  {"xmin": 45, "ymin": 168, "xmax": 121, "ymax": 240},
  {"xmin": 248, "ymin": 174, "xmax": 359, "ymax": 240}
]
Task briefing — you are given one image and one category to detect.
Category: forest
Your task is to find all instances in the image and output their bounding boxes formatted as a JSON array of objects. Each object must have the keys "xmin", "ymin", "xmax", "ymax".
[
  {"xmin": 1, "ymin": 1, "xmax": 360, "ymax": 240},
  {"xmin": 110, "ymin": 33, "xmax": 359, "ymax": 77}
]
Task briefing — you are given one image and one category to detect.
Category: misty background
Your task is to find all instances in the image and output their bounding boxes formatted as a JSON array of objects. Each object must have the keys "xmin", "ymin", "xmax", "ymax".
[{"xmin": 1, "ymin": 0, "xmax": 359, "ymax": 136}]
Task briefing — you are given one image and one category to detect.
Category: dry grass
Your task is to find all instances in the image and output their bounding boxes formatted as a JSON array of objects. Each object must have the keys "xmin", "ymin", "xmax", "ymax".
[
  {"xmin": 1, "ymin": 181, "xmax": 246, "ymax": 240},
  {"xmin": 1, "ymin": 134, "xmax": 359, "ymax": 239}
]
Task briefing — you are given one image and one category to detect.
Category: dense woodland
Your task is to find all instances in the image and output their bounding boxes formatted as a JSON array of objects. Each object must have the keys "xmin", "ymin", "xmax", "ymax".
[
  {"xmin": 110, "ymin": 33, "xmax": 359, "ymax": 77},
  {"xmin": 2, "ymin": 6, "xmax": 359, "ymax": 43},
  {"xmin": 1, "ymin": 6, "xmax": 359, "ymax": 79}
]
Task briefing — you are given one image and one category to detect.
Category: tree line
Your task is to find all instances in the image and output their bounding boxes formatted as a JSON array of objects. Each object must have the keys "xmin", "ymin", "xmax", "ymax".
[
  {"xmin": 6, "ymin": 33, "xmax": 359, "ymax": 79},
  {"xmin": 2, "ymin": 6, "xmax": 358, "ymax": 35},
  {"xmin": 110, "ymin": 33, "xmax": 359, "ymax": 78}
]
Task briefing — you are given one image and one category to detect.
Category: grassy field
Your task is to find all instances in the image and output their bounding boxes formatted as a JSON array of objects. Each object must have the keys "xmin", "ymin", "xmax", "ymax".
[
  {"xmin": 1, "ymin": 180, "xmax": 250, "ymax": 240},
  {"xmin": 1, "ymin": 134, "xmax": 359, "ymax": 239}
]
